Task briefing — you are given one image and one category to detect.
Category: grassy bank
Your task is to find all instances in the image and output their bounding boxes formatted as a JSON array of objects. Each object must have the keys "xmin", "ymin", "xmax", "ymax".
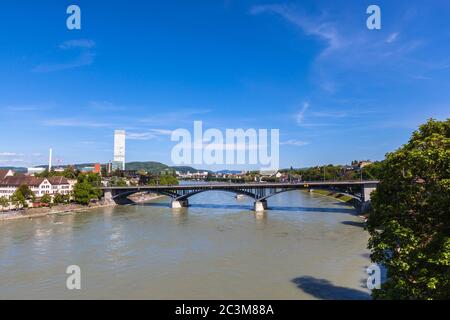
[{"xmin": 310, "ymin": 189, "xmax": 355, "ymax": 204}]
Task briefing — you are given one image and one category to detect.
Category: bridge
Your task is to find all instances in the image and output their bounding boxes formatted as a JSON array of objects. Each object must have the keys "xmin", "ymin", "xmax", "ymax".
[{"xmin": 101, "ymin": 181, "xmax": 378, "ymax": 212}]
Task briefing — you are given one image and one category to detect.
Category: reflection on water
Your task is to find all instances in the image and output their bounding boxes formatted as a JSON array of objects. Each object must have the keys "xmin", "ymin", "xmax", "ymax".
[{"xmin": 0, "ymin": 190, "xmax": 371, "ymax": 299}]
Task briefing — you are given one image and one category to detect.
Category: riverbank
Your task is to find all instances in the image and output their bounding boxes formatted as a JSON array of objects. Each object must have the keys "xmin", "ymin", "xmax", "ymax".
[
  {"xmin": 0, "ymin": 193, "xmax": 164, "ymax": 222},
  {"xmin": 310, "ymin": 189, "xmax": 355, "ymax": 204},
  {"xmin": 310, "ymin": 189, "xmax": 368, "ymax": 219}
]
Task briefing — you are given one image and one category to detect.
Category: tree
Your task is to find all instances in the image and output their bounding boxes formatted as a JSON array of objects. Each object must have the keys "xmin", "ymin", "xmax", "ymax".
[
  {"xmin": 159, "ymin": 173, "xmax": 178, "ymax": 185},
  {"xmin": 0, "ymin": 196, "xmax": 9, "ymax": 211},
  {"xmin": 11, "ymin": 191, "xmax": 27, "ymax": 209},
  {"xmin": 73, "ymin": 173, "xmax": 102, "ymax": 205},
  {"xmin": 40, "ymin": 193, "xmax": 52, "ymax": 206},
  {"xmin": 113, "ymin": 178, "xmax": 127, "ymax": 187},
  {"xmin": 17, "ymin": 185, "xmax": 35, "ymax": 202},
  {"xmin": 63, "ymin": 166, "xmax": 78, "ymax": 179},
  {"xmin": 53, "ymin": 193, "xmax": 66, "ymax": 205},
  {"xmin": 367, "ymin": 119, "xmax": 450, "ymax": 300}
]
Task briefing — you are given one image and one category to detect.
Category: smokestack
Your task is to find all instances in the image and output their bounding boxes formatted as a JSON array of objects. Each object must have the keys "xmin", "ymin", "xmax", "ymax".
[{"xmin": 48, "ymin": 148, "xmax": 52, "ymax": 171}]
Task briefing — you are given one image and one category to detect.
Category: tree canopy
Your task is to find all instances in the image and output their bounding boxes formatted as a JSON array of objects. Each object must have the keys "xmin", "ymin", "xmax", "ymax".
[
  {"xmin": 367, "ymin": 118, "xmax": 450, "ymax": 299},
  {"xmin": 73, "ymin": 173, "xmax": 102, "ymax": 205}
]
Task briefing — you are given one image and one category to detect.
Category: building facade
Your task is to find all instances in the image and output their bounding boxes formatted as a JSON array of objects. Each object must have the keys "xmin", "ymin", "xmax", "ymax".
[
  {"xmin": 0, "ymin": 175, "xmax": 74, "ymax": 199},
  {"xmin": 113, "ymin": 130, "xmax": 126, "ymax": 171}
]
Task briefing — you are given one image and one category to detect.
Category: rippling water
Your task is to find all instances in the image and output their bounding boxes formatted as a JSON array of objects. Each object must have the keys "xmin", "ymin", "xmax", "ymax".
[{"xmin": 0, "ymin": 189, "xmax": 371, "ymax": 299}]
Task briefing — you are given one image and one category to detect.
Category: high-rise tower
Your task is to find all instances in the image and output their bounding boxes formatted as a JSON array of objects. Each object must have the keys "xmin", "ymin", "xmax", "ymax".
[{"xmin": 113, "ymin": 130, "xmax": 126, "ymax": 171}]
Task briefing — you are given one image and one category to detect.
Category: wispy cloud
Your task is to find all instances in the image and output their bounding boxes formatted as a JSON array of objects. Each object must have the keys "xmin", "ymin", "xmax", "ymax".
[
  {"xmin": 88, "ymin": 101, "xmax": 124, "ymax": 111},
  {"xmin": 139, "ymin": 109, "xmax": 212, "ymax": 125},
  {"xmin": 0, "ymin": 152, "xmax": 24, "ymax": 156},
  {"xmin": 43, "ymin": 118, "xmax": 110, "ymax": 128},
  {"xmin": 386, "ymin": 32, "xmax": 400, "ymax": 44},
  {"xmin": 250, "ymin": 4, "xmax": 343, "ymax": 56},
  {"xmin": 33, "ymin": 39, "xmax": 96, "ymax": 73},
  {"xmin": 33, "ymin": 52, "xmax": 95, "ymax": 73},
  {"xmin": 296, "ymin": 102, "xmax": 310, "ymax": 125},
  {"xmin": 127, "ymin": 129, "xmax": 173, "ymax": 140},
  {"xmin": 0, "ymin": 159, "xmax": 25, "ymax": 163},
  {"xmin": 280, "ymin": 139, "xmax": 309, "ymax": 147},
  {"xmin": 250, "ymin": 4, "xmax": 428, "ymax": 96},
  {"xmin": 59, "ymin": 39, "xmax": 96, "ymax": 50}
]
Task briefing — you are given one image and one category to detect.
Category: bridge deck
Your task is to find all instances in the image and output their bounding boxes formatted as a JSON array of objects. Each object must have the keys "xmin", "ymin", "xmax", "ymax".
[{"xmin": 101, "ymin": 180, "xmax": 379, "ymax": 190}]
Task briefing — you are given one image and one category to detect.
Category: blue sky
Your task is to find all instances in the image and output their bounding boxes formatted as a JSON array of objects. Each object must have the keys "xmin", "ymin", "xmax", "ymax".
[{"xmin": 0, "ymin": 0, "xmax": 449, "ymax": 170}]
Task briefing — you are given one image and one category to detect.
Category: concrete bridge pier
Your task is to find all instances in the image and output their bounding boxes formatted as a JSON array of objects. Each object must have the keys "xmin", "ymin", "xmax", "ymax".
[
  {"xmin": 103, "ymin": 189, "xmax": 114, "ymax": 204},
  {"xmin": 360, "ymin": 183, "xmax": 377, "ymax": 213},
  {"xmin": 254, "ymin": 200, "xmax": 268, "ymax": 212},
  {"xmin": 171, "ymin": 199, "xmax": 189, "ymax": 209}
]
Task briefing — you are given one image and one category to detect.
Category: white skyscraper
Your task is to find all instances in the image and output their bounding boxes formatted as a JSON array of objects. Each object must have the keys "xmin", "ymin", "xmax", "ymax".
[{"xmin": 113, "ymin": 130, "xmax": 126, "ymax": 170}]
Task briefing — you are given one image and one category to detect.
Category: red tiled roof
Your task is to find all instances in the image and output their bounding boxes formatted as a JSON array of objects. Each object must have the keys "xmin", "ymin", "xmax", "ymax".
[
  {"xmin": 47, "ymin": 176, "xmax": 70, "ymax": 185},
  {"xmin": 0, "ymin": 176, "xmax": 44, "ymax": 187},
  {"xmin": 0, "ymin": 170, "xmax": 12, "ymax": 180},
  {"xmin": 0, "ymin": 174, "xmax": 71, "ymax": 187}
]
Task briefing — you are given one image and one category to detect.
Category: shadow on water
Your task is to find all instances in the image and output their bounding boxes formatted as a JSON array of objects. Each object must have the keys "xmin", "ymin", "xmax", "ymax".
[
  {"xmin": 341, "ymin": 221, "xmax": 366, "ymax": 228},
  {"xmin": 291, "ymin": 276, "xmax": 371, "ymax": 300},
  {"xmin": 269, "ymin": 206, "xmax": 355, "ymax": 214},
  {"xmin": 140, "ymin": 202, "xmax": 253, "ymax": 211},
  {"xmin": 140, "ymin": 202, "xmax": 355, "ymax": 214}
]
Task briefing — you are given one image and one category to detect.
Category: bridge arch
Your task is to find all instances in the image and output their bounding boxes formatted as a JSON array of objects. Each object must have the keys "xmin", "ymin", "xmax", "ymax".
[
  {"xmin": 110, "ymin": 189, "xmax": 179, "ymax": 201},
  {"xmin": 174, "ymin": 188, "xmax": 258, "ymax": 201}
]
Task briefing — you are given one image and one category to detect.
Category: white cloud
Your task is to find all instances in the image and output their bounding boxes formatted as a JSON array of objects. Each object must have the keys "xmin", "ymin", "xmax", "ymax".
[
  {"xmin": 59, "ymin": 39, "xmax": 96, "ymax": 50},
  {"xmin": 44, "ymin": 118, "xmax": 110, "ymax": 128},
  {"xmin": 127, "ymin": 129, "xmax": 173, "ymax": 140},
  {"xmin": 33, "ymin": 52, "xmax": 95, "ymax": 73},
  {"xmin": 33, "ymin": 39, "xmax": 96, "ymax": 73},
  {"xmin": 250, "ymin": 4, "xmax": 343, "ymax": 56},
  {"xmin": 280, "ymin": 139, "xmax": 309, "ymax": 147},
  {"xmin": 386, "ymin": 32, "xmax": 400, "ymax": 44},
  {"xmin": 0, "ymin": 159, "xmax": 25, "ymax": 163},
  {"xmin": 296, "ymin": 102, "xmax": 310, "ymax": 125},
  {"xmin": 0, "ymin": 152, "xmax": 24, "ymax": 156}
]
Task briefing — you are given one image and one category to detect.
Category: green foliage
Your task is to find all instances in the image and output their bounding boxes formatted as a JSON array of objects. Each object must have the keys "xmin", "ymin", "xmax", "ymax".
[
  {"xmin": 10, "ymin": 185, "xmax": 35, "ymax": 208},
  {"xmin": 111, "ymin": 178, "xmax": 127, "ymax": 187},
  {"xmin": 40, "ymin": 193, "xmax": 52, "ymax": 205},
  {"xmin": 53, "ymin": 193, "xmax": 67, "ymax": 204},
  {"xmin": 62, "ymin": 166, "xmax": 78, "ymax": 179},
  {"xmin": 367, "ymin": 119, "xmax": 450, "ymax": 300},
  {"xmin": 158, "ymin": 174, "xmax": 179, "ymax": 185},
  {"xmin": 0, "ymin": 196, "xmax": 9, "ymax": 211},
  {"xmin": 17, "ymin": 185, "xmax": 35, "ymax": 202},
  {"xmin": 362, "ymin": 162, "xmax": 384, "ymax": 180},
  {"xmin": 126, "ymin": 161, "xmax": 169, "ymax": 173},
  {"xmin": 11, "ymin": 191, "xmax": 27, "ymax": 209},
  {"xmin": 35, "ymin": 166, "xmax": 79, "ymax": 179},
  {"xmin": 73, "ymin": 173, "xmax": 102, "ymax": 205}
]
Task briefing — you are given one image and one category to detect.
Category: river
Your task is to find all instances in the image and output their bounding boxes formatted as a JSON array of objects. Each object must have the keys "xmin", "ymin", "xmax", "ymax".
[{"xmin": 0, "ymin": 188, "xmax": 371, "ymax": 299}]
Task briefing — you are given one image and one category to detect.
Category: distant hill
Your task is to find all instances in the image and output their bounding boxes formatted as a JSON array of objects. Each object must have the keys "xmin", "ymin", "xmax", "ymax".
[
  {"xmin": 125, "ymin": 162, "xmax": 206, "ymax": 174},
  {"xmin": 0, "ymin": 166, "xmax": 27, "ymax": 173},
  {"xmin": 125, "ymin": 161, "xmax": 169, "ymax": 173},
  {"xmin": 215, "ymin": 169, "xmax": 242, "ymax": 174},
  {"xmin": 171, "ymin": 166, "xmax": 211, "ymax": 173},
  {"xmin": 31, "ymin": 161, "xmax": 206, "ymax": 174}
]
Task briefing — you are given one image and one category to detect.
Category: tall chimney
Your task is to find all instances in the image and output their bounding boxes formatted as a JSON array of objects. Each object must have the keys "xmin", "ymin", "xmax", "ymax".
[{"xmin": 48, "ymin": 148, "xmax": 52, "ymax": 171}]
